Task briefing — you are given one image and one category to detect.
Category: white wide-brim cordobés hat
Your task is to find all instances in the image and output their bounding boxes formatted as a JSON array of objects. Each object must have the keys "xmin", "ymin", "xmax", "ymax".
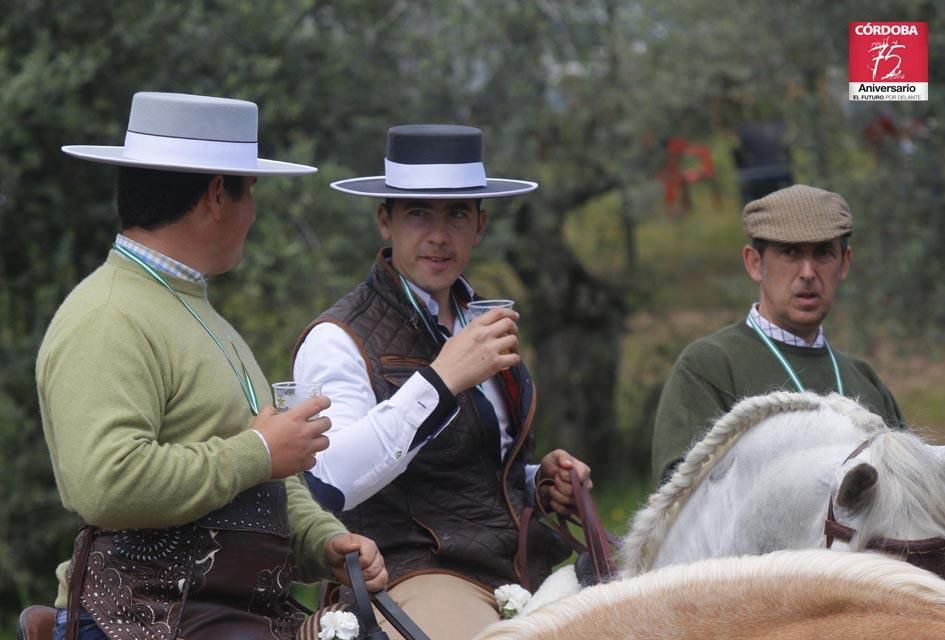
[
  {"xmin": 330, "ymin": 124, "xmax": 537, "ymax": 199},
  {"xmin": 62, "ymin": 92, "xmax": 316, "ymax": 176}
]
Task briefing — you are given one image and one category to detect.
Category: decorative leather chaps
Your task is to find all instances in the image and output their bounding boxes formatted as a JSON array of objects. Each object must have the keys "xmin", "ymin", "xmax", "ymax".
[{"xmin": 66, "ymin": 482, "xmax": 306, "ymax": 640}]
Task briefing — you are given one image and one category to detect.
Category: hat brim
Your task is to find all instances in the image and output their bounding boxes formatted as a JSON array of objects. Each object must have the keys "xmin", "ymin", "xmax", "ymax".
[
  {"xmin": 62, "ymin": 145, "xmax": 317, "ymax": 176},
  {"xmin": 330, "ymin": 176, "xmax": 538, "ymax": 199}
]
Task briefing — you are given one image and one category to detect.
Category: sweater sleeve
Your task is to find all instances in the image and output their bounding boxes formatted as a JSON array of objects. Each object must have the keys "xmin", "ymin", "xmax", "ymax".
[
  {"xmin": 285, "ymin": 473, "xmax": 349, "ymax": 582},
  {"xmin": 651, "ymin": 345, "xmax": 733, "ymax": 483},
  {"xmin": 37, "ymin": 306, "xmax": 272, "ymax": 529}
]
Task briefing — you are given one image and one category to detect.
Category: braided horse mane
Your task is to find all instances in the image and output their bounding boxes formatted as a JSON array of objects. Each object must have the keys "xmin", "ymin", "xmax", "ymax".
[{"xmin": 620, "ymin": 391, "xmax": 888, "ymax": 577}]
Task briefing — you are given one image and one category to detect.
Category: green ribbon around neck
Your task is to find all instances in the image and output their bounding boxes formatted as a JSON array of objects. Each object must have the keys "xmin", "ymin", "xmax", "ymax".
[
  {"xmin": 747, "ymin": 314, "xmax": 844, "ymax": 396},
  {"xmin": 113, "ymin": 243, "xmax": 260, "ymax": 415}
]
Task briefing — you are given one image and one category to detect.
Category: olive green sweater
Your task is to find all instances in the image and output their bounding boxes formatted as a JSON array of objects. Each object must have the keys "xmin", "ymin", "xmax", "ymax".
[
  {"xmin": 36, "ymin": 252, "xmax": 347, "ymax": 606},
  {"xmin": 651, "ymin": 322, "xmax": 903, "ymax": 482}
]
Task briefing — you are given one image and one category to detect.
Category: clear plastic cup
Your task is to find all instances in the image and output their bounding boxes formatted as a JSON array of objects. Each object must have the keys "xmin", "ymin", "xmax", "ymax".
[
  {"xmin": 466, "ymin": 299, "xmax": 515, "ymax": 318},
  {"xmin": 272, "ymin": 381, "xmax": 321, "ymax": 414}
]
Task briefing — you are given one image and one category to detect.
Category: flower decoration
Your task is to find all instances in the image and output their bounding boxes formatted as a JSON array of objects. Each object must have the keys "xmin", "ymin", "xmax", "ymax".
[
  {"xmin": 318, "ymin": 609, "xmax": 360, "ymax": 640},
  {"xmin": 494, "ymin": 583, "xmax": 532, "ymax": 619}
]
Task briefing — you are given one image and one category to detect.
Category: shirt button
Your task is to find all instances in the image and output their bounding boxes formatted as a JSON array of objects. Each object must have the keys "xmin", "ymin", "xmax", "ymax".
[{"xmin": 394, "ymin": 450, "xmax": 403, "ymax": 459}]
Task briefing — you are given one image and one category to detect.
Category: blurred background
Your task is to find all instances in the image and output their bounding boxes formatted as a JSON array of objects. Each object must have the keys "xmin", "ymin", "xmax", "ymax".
[{"xmin": 1, "ymin": 1, "xmax": 943, "ymax": 634}]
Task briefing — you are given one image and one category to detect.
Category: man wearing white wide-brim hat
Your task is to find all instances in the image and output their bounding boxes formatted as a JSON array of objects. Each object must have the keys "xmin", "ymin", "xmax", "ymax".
[
  {"xmin": 37, "ymin": 92, "xmax": 386, "ymax": 640},
  {"xmin": 291, "ymin": 124, "xmax": 592, "ymax": 639}
]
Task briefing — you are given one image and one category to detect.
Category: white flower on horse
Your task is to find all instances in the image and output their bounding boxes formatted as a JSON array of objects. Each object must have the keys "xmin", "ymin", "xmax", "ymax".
[
  {"xmin": 318, "ymin": 610, "xmax": 359, "ymax": 640},
  {"xmin": 495, "ymin": 583, "xmax": 532, "ymax": 619}
]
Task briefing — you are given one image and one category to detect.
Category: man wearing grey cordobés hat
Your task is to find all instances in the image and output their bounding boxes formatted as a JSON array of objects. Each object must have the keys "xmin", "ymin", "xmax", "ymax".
[
  {"xmin": 291, "ymin": 124, "xmax": 592, "ymax": 639},
  {"xmin": 650, "ymin": 184, "xmax": 904, "ymax": 483},
  {"xmin": 37, "ymin": 92, "xmax": 386, "ymax": 640}
]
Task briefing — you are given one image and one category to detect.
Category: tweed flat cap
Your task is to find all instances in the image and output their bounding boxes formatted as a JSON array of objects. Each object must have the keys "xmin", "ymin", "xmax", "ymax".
[{"xmin": 742, "ymin": 185, "xmax": 853, "ymax": 243}]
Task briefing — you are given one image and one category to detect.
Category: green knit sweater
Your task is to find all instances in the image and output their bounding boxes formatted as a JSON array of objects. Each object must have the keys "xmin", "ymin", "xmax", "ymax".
[
  {"xmin": 651, "ymin": 322, "xmax": 903, "ymax": 482},
  {"xmin": 36, "ymin": 252, "xmax": 347, "ymax": 607}
]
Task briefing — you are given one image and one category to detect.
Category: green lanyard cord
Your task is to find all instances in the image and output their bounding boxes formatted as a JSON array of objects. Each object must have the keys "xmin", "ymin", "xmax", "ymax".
[
  {"xmin": 397, "ymin": 273, "xmax": 484, "ymax": 392},
  {"xmin": 397, "ymin": 273, "xmax": 466, "ymax": 342},
  {"xmin": 747, "ymin": 314, "xmax": 844, "ymax": 396},
  {"xmin": 113, "ymin": 244, "xmax": 260, "ymax": 415},
  {"xmin": 398, "ymin": 273, "xmax": 442, "ymax": 344}
]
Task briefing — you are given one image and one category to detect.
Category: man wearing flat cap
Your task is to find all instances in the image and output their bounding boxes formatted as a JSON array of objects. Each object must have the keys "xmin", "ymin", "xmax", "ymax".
[
  {"xmin": 37, "ymin": 92, "xmax": 385, "ymax": 640},
  {"xmin": 291, "ymin": 124, "xmax": 591, "ymax": 638},
  {"xmin": 651, "ymin": 184, "xmax": 903, "ymax": 483}
]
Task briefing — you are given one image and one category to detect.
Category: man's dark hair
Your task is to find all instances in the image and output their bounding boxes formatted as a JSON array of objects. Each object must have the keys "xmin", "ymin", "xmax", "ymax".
[
  {"xmin": 382, "ymin": 197, "xmax": 483, "ymax": 215},
  {"xmin": 116, "ymin": 167, "xmax": 245, "ymax": 230},
  {"xmin": 752, "ymin": 233, "xmax": 851, "ymax": 257}
]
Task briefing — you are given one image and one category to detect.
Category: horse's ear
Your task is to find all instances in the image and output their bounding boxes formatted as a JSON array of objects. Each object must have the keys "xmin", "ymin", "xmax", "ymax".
[{"xmin": 836, "ymin": 462, "xmax": 879, "ymax": 512}]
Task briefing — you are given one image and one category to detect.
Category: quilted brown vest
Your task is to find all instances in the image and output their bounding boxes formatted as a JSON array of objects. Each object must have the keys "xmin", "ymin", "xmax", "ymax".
[{"xmin": 292, "ymin": 250, "xmax": 570, "ymax": 590}]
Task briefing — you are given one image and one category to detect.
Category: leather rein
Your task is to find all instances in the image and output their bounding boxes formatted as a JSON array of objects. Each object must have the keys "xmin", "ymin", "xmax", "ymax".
[
  {"xmin": 823, "ymin": 440, "xmax": 945, "ymax": 579},
  {"xmin": 516, "ymin": 467, "xmax": 619, "ymax": 591}
]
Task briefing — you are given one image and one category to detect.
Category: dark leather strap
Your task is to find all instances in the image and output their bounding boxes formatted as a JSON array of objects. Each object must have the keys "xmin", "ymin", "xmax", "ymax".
[
  {"xmin": 344, "ymin": 552, "xmax": 431, "ymax": 640},
  {"xmin": 565, "ymin": 467, "xmax": 618, "ymax": 583},
  {"xmin": 372, "ymin": 591, "xmax": 430, "ymax": 640},
  {"xmin": 538, "ymin": 469, "xmax": 619, "ymax": 585},
  {"xmin": 824, "ymin": 493, "xmax": 854, "ymax": 549},
  {"xmin": 345, "ymin": 553, "xmax": 387, "ymax": 640},
  {"xmin": 515, "ymin": 506, "xmax": 535, "ymax": 591},
  {"xmin": 65, "ymin": 526, "xmax": 95, "ymax": 640}
]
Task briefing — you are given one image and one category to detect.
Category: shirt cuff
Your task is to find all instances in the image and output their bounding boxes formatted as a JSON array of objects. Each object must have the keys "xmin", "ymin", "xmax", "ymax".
[
  {"xmin": 409, "ymin": 367, "xmax": 459, "ymax": 450},
  {"xmin": 525, "ymin": 463, "xmax": 540, "ymax": 505},
  {"xmin": 251, "ymin": 429, "xmax": 272, "ymax": 461}
]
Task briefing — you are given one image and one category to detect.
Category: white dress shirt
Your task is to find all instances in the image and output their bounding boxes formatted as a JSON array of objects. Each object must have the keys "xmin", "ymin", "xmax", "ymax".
[{"xmin": 294, "ymin": 278, "xmax": 538, "ymax": 511}]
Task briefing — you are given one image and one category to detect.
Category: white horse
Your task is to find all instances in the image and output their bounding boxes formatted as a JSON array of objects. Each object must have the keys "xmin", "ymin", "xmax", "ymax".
[
  {"xmin": 525, "ymin": 391, "xmax": 945, "ymax": 613},
  {"xmin": 474, "ymin": 549, "xmax": 945, "ymax": 639}
]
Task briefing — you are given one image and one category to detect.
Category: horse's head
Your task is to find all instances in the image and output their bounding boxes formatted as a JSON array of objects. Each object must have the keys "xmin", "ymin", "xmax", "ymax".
[
  {"xmin": 828, "ymin": 432, "xmax": 945, "ymax": 578},
  {"xmin": 625, "ymin": 392, "xmax": 945, "ymax": 580}
]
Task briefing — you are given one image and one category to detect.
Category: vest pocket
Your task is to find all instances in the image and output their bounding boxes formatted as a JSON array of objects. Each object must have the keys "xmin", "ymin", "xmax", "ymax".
[{"xmin": 379, "ymin": 355, "xmax": 429, "ymax": 388}]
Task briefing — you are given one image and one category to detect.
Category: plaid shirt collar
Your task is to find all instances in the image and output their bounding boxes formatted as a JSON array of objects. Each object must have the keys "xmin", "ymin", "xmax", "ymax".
[
  {"xmin": 114, "ymin": 234, "xmax": 208, "ymax": 284},
  {"xmin": 746, "ymin": 303, "xmax": 825, "ymax": 348}
]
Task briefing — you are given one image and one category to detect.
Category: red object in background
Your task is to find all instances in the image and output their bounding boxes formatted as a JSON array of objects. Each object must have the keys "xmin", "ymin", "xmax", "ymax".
[
  {"xmin": 863, "ymin": 112, "xmax": 898, "ymax": 146},
  {"xmin": 659, "ymin": 137, "xmax": 714, "ymax": 216}
]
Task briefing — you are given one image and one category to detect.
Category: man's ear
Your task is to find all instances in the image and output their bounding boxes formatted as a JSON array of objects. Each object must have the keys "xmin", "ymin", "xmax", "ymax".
[
  {"xmin": 377, "ymin": 202, "xmax": 392, "ymax": 241},
  {"xmin": 839, "ymin": 245, "xmax": 853, "ymax": 280},
  {"xmin": 742, "ymin": 244, "xmax": 763, "ymax": 284},
  {"xmin": 205, "ymin": 175, "xmax": 227, "ymax": 222},
  {"xmin": 473, "ymin": 210, "xmax": 488, "ymax": 246}
]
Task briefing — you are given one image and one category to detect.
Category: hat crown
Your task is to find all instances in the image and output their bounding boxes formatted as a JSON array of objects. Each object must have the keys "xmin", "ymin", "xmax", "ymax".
[
  {"xmin": 128, "ymin": 92, "xmax": 257, "ymax": 143},
  {"xmin": 328, "ymin": 123, "xmax": 537, "ymax": 198},
  {"xmin": 61, "ymin": 91, "xmax": 315, "ymax": 175},
  {"xmin": 742, "ymin": 184, "xmax": 853, "ymax": 243},
  {"xmin": 386, "ymin": 124, "xmax": 482, "ymax": 165}
]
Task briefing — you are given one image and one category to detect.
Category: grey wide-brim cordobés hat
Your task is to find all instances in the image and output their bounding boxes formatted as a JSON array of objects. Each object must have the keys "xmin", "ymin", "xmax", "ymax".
[
  {"xmin": 742, "ymin": 184, "xmax": 853, "ymax": 243},
  {"xmin": 330, "ymin": 124, "xmax": 537, "ymax": 199},
  {"xmin": 62, "ymin": 92, "xmax": 316, "ymax": 176}
]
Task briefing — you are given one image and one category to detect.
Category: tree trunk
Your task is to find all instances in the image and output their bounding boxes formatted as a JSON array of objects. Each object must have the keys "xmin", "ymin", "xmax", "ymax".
[{"xmin": 508, "ymin": 201, "xmax": 629, "ymax": 482}]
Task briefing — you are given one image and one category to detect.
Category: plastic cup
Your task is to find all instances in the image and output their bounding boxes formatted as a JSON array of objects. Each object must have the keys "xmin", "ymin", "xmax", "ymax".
[
  {"xmin": 466, "ymin": 299, "xmax": 515, "ymax": 318},
  {"xmin": 272, "ymin": 381, "xmax": 321, "ymax": 414},
  {"xmin": 466, "ymin": 299, "xmax": 516, "ymax": 354}
]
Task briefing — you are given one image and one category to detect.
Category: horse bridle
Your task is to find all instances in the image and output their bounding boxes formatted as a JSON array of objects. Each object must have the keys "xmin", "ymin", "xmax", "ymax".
[{"xmin": 823, "ymin": 439, "xmax": 945, "ymax": 580}]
